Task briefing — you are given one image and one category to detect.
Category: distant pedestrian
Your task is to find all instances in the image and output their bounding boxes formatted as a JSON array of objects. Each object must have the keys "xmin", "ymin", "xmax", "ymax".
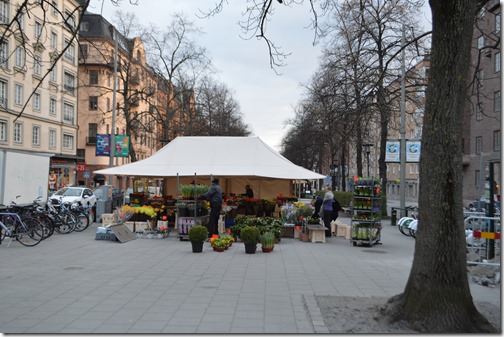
[
  {"xmin": 312, "ymin": 194, "xmax": 323, "ymax": 218},
  {"xmin": 245, "ymin": 185, "xmax": 254, "ymax": 198},
  {"xmin": 322, "ymin": 185, "xmax": 334, "ymax": 237},
  {"xmin": 199, "ymin": 178, "xmax": 222, "ymax": 237}
]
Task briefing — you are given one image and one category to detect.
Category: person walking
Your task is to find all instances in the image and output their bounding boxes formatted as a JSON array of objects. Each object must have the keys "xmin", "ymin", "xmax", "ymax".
[
  {"xmin": 322, "ymin": 185, "xmax": 334, "ymax": 237},
  {"xmin": 199, "ymin": 178, "xmax": 223, "ymax": 237}
]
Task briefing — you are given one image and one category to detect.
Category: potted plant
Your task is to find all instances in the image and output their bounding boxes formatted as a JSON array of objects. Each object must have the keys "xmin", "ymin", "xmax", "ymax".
[
  {"xmin": 260, "ymin": 232, "xmax": 275, "ymax": 253},
  {"xmin": 188, "ymin": 225, "xmax": 208, "ymax": 253},
  {"xmin": 211, "ymin": 237, "xmax": 228, "ymax": 252},
  {"xmin": 240, "ymin": 225, "xmax": 260, "ymax": 254}
]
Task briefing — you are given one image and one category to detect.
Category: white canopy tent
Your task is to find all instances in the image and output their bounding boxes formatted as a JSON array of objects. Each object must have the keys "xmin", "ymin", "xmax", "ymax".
[{"xmin": 94, "ymin": 136, "xmax": 324, "ymax": 198}]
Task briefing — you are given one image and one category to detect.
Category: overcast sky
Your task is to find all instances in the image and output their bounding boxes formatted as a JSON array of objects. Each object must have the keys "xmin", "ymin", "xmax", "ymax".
[{"xmin": 88, "ymin": 0, "xmax": 432, "ymax": 151}]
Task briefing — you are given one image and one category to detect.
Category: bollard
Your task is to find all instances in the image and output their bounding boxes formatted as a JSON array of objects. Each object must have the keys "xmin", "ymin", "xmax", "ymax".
[{"xmin": 391, "ymin": 208, "xmax": 397, "ymax": 226}]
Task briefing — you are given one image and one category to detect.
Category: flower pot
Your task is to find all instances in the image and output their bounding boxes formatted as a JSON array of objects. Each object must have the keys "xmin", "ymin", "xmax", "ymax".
[
  {"xmin": 213, "ymin": 246, "xmax": 225, "ymax": 252},
  {"xmin": 191, "ymin": 241, "xmax": 204, "ymax": 253},
  {"xmin": 299, "ymin": 233, "xmax": 310, "ymax": 242},
  {"xmin": 146, "ymin": 234, "xmax": 153, "ymax": 239},
  {"xmin": 244, "ymin": 243, "xmax": 257, "ymax": 254},
  {"xmin": 262, "ymin": 246, "xmax": 274, "ymax": 253}
]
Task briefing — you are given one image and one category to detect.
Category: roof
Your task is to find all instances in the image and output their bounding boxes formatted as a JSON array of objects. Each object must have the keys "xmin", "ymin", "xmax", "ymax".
[{"xmin": 94, "ymin": 136, "xmax": 324, "ymax": 180}]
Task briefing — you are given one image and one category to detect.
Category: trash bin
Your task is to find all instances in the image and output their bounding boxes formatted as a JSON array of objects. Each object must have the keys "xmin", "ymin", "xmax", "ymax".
[{"xmin": 391, "ymin": 208, "xmax": 397, "ymax": 226}]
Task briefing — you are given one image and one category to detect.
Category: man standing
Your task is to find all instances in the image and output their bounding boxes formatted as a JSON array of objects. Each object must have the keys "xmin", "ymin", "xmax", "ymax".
[{"xmin": 200, "ymin": 178, "xmax": 222, "ymax": 237}]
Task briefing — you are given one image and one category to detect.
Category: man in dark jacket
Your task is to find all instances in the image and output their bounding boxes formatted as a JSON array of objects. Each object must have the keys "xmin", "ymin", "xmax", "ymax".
[
  {"xmin": 312, "ymin": 195, "xmax": 323, "ymax": 218},
  {"xmin": 200, "ymin": 178, "xmax": 222, "ymax": 237},
  {"xmin": 332, "ymin": 198, "xmax": 342, "ymax": 221}
]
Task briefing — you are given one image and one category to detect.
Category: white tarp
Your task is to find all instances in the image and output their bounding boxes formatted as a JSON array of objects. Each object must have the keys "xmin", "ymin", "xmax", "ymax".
[{"xmin": 94, "ymin": 136, "xmax": 324, "ymax": 180}]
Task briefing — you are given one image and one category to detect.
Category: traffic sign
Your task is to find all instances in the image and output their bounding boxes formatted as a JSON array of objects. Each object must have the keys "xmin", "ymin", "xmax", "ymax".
[
  {"xmin": 77, "ymin": 163, "xmax": 86, "ymax": 171},
  {"xmin": 83, "ymin": 172, "xmax": 90, "ymax": 179}
]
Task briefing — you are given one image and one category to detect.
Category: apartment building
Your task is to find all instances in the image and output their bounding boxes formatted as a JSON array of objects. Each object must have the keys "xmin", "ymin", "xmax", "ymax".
[
  {"xmin": 0, "ymin": 0, "xmax": 82, "ymax": 196},
  {"xmin": 77, "ymin": 12, "xmax": 166, "ymax": 189},
  {"xmin": 462, "ymin": 0, "xmax": 501, "ymax": 204}
]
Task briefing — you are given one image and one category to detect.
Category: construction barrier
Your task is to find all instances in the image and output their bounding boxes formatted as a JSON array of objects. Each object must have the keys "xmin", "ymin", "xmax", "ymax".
[{"xmin": 465, "ymin": 215, "xmax": 500, "ymax": 266}]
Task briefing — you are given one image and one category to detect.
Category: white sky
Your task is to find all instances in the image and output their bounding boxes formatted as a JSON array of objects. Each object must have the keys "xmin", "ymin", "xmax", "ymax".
[{"xmin": 88, "ymin": 0, "xmax": 432, "ymax": 151}]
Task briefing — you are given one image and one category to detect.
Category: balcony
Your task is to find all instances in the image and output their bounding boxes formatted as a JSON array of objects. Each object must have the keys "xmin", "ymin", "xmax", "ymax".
[{"xmin": 86, "ymin": 136, "xmax": 97, "ymax": 145}]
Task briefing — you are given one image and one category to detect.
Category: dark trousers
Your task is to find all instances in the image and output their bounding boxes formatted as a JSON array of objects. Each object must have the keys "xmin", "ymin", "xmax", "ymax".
[
  {"xmin": 207, "ymin": 205, "xmax": 221, "ymax": 236},
  {"xmin": 323, "ymin": 212, "xmax": 332, "ymax": 237}
]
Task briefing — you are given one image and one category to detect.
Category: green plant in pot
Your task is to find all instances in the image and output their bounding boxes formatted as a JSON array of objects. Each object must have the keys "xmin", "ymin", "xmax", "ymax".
[
  {"xmin": 260, "ymin": 232, "xmax": 275, "ymax": 253},
  {"xmin": 240, "ymin": 225, "xmax": 260, "ymax": 254},
  {"xmin": 188, "ymin": 225, "xmax": 208, "ymax": 253}
]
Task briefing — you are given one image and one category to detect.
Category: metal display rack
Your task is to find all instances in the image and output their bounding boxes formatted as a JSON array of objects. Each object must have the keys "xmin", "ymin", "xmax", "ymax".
[{"xmin": 350, "ymin": 177, "xmax": 382, "ymax": 246}]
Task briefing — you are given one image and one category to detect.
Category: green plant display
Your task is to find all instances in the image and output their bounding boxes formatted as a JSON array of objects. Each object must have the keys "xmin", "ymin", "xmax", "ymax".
[
  {"xmin": 260, "ymin": 232, "xmax": 275, "ymax": 249},
  {"xmin": 179, "ymin": 184, "xmax": 210, "ymax": 198},
  {"xmin": 188, "ymin": 225, "xmax": 208, "ymax": 242},
  {"xmin": 240, "ymin": 226, "xmax": 261, "ymax": 245}
]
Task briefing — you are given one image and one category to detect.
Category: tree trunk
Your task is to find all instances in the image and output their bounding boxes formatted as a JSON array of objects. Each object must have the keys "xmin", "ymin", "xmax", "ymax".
[{"xmin": 381, "ymin": 0, "xmax": 496, "ymax": 332}]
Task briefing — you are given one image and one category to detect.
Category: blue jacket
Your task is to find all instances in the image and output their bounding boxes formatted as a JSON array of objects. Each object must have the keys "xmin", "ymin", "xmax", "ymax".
[{"xmin": 201, "ymin": 185, "xmax": 222, "ymax": 206}]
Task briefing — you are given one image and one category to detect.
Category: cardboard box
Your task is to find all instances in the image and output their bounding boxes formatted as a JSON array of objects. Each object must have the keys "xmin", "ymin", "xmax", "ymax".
[{"xmin": 95, "ymin": 232, "xmax": 117, "ymax": 241}]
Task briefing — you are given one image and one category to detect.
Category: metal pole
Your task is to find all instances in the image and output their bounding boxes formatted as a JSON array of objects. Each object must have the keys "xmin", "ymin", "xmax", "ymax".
[
  {"xmin": 367, "ymin": 151, "xmax": 371, "ymax": 177},
  {"xmin": 108, "ymin": 26, "xmax": 118, "ymax": 186},
  {"xmin": 399, "ymin": 24, "xmax": 406, "ymax": 217}
]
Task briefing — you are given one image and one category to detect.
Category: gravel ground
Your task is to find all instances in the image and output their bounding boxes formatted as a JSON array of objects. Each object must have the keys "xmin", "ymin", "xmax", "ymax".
[{"xmin": 317, "ymin": 294, "xmax": 501, "ymax": 333}]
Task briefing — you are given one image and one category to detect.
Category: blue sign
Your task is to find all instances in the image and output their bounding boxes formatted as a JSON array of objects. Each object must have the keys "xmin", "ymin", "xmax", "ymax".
[{"xmin": 83, "ymin": 172, "xmax": 90, "ymax": 179}]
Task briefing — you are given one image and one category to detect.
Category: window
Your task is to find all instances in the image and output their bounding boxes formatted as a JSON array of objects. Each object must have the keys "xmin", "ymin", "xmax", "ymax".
[
  {"xmin": 106, "ymin": 97, "xmax": 110, "ymax": 111},
  {"xmin": 0, "ymin": 41, "xmax": 8, "ymax": 69},
  {"xmin": 0, "ymin": 119, "xmax": 7, "ymax": 141},
  {"xmin": 476, "ymin": 103, "xmax": 483, "ymax": 121},
  {"xmin": 63, "ymin": 102, "xmax": 74, "ymax": 124},
  {"xmin": 64, "ymin": 10, "xmax": 76, "ymax": 31},
  {"xmin": 79, "ymin": 44, "xmax": 88, "ymax": 59},
  {"xmin": 34, "ymin": 54, "xmax": 42, "ymax": 75},
  {"xmin": 0, "ymin": 0, "xmax": 8, "ymax": 24},
  {"xmin": 477, "ymin": 36, "xmax": 485, "ymax": 49},
  {"xmin": 63, "ymin": 71, "xmax": 75, "ymax": 95},
  {"xmin": 89, "ymin": 96, "xmax": 98, "ymax": 110},
  {"xmin": 49, "ymin": 129, "xmax": 56, "ymax": 148},
  {"xmin": 49, "ymin": 97, "xmax": 57, "ymax": 115},
  {"xmin": 0, "ymin": 79, "xmax": 7, "ymax": 108},
  {"xmin": 476, "ymin": 136, "xmax": 482, "ymax": 155},
  {"xmin": 88, "ymin": 123, "xmax": 97, "ymax": 144},
  {"xmin": 496, "ymin": 13, "xmax": 501, "ymax": 33},
  {"xmin": 14, "ymin": 84, "xmax": 23, "ymax": 105},
  {"xmin": 89, "ymin": 70, "xmax": 98, "ymax": 85},
  {"xmin": 63, "ymin": 133, "xmax": 74, "ymax": 149},
  {"xmin": 32, "ymin": 125, "xmax": 40, "ymax": 146},
  {"xmin": 15, "ymin": 46, "xmax": 25, "ymax": 68},
  {"xmin": 63, "ymin": 40, "xmax": 75, "ymax": 63},
  {"xmin": 80, "ymin": 21, "xmax": 89, "ymax": 32},
  {"xmin": 17, "ymin": 7, "xmax": 24, "ymax": 29},
  {"xmin": 51, "ymin": 0, "xmax": 58, "ymax": 16},
  {"xmin": 50, "ymin": 66, "xmax": 57, "ymax": 82},
  {"xmin": 51, "ymin": 32, "xmax": 58, "ymax": 49},
  {"xmin": 34, "ymin": 21, "xmax": 42, "ymax": 39},
  {"xmin": 495, "ymin": 52, "xmax": 501, "ymax": 73},
  {"xmin": 13, "ymin": 122, "xmax": 22, "ymax": 143},
  {"xmin": 33, "ymin": 92, "xmax": 41, "ymax": 111},
  {"xmin": 495, "ymin": 91, "xmax": 501, "ymax": 113},
  {"xmin": 494, "ymin": 130, "xmax": 501, "ymax": 152}
]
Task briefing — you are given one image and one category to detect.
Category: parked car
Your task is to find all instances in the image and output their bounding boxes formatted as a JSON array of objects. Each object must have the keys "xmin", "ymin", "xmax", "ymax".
[{"xmin": 49, "ymin": 187, "xmax": 97, "ymax": 206}]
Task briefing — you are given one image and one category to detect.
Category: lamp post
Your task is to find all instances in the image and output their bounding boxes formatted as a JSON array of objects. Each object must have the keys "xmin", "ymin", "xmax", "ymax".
[
  {"xmin": 108, "ymin": 25, "xmax": 118, "ymax": 186},
  {"xmin": 330, "ymin": 163, "xmax": 337, "ymax": 191},
  {"xmin": 363, "ymin": 144, "xmax": 373, "ymax": 177}
]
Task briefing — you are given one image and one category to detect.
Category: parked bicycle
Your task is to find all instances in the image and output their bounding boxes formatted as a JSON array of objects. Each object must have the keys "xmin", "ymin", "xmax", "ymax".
[
  {"xmin": 0, "ymin": 212, "xmax": 44, "ymax": 247},
  {"xmin": 397, "ymin": 206, "xmax": 418, "ymax": 238}
]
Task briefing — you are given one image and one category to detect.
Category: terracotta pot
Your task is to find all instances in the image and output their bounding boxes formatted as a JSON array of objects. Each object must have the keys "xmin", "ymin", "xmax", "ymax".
[
  {"xmin": 299, "ymin": 233, "xmax": 310, "ymax": 242},
  {"xmin": 262, "ymin": 246, "xmax": 274, "ymax": 253},
  {"xmin": 213, "ymin": 246, "xmax": 225, "ymax": 252}
]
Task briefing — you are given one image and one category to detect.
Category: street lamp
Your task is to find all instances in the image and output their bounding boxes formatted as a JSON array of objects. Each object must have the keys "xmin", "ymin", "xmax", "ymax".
[
  {"xmin": 363, "ymin": 144, "xmax": 373, "ymax": 177},
  {"xmin": 330, "ymin": 163, "xmax": 337, "ymax": 191}
]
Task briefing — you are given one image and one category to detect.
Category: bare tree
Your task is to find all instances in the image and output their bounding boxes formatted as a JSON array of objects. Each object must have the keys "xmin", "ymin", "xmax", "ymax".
[{"xmin": 208, "ymin": 0, "xmax": 497, "ymax": 332}]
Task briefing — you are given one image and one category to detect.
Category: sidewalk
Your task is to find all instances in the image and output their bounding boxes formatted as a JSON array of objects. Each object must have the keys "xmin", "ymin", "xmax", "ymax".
[{"xmin": 0, "ymin": 217, "xmax": 499, "ymax": 333}]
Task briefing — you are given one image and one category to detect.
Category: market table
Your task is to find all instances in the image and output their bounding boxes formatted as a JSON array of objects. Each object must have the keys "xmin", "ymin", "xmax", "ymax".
[{"xmin": 306, "ymin": 224, "xmax": 326, "ymax": 243}]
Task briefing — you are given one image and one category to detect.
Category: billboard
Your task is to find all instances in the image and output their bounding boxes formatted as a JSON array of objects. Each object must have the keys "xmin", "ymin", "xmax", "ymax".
[
  {"xmin": 406, "ymin": 141, "xmax": 421, "ymax": 162},
  {"xmin": 96, "ymin": 134, "xmax": 130, "ymax": 157},
  {"xmin": 385, "ymin": 141, "xmax": 400, "ymax": 163}
]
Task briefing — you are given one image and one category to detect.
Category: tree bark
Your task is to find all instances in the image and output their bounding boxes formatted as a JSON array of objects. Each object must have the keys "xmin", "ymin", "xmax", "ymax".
[{"xmin": 381, "ymin": 0, "xmax": 496, "ymax": 332}]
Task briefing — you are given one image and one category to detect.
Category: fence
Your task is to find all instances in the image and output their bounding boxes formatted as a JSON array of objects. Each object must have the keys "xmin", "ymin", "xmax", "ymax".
[{"xmin": 465, "ymin": 213, "xmax": 500, "ymax": 266}]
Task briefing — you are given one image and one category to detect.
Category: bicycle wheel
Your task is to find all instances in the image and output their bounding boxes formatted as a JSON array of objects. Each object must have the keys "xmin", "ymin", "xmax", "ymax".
[
  {"xmin": 38, "ymin": 215, "xmax": 55, "ymax": 239},
  {"xmin": 54, "ymin": 213, "xmax": 77, "ymax": 234},
  {"xmin": 72, "ymin": 210, "xmax": 90, "ymax": 232},
  {"xmin": 15, "ymin": 218, "xmax": 44, "ymax": 246},
  {"xmin": 397, "ymin": 217, "xmax": 413, "ymax": 237},
  {"xmin": 0, "ymin": 216, "xmax": 16, "ymax": 241}
]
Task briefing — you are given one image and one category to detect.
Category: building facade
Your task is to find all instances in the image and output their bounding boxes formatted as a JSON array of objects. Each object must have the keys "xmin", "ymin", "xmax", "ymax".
[{"xmin": 0, "ymin": 0, "xmax": 82, "ymax": 193}]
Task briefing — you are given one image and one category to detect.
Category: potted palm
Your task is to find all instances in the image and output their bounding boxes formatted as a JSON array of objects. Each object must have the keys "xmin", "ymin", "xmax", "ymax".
[
  {"xmin": 240, "ymin": 225, "xmax": 260, "ymax": 254},
  {"xmin": 188, "ymin": 225, "xmax": 208, "ymax": 253},
  {"xmin": 260, "ymin": 232, "xmax": 275, "ymax": 253}
]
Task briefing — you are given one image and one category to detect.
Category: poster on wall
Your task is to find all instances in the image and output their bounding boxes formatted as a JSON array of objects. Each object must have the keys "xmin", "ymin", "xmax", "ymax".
[
  {"xmin": 406, "ymin": 141, "xmax": 421, "ymax": 162},
  {"xmin": 96, "ymin": 134, "xmax": 110, "ymax": 156},
  {"xmin": 385, "ymin": 141, "xmax": 400, "ymax": 162},
  {"xmin": 114, "ymin": 135, "xmax": 130, "ymax": 157}
]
